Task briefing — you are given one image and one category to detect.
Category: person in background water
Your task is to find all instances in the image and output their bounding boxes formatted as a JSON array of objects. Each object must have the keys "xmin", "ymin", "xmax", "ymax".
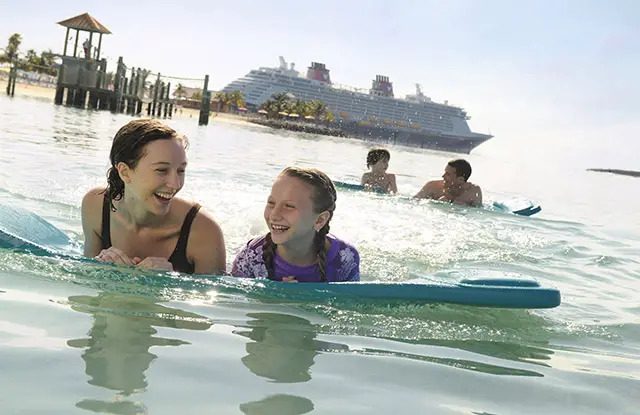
[
  {"xmin": 232, "ymin": 167, "xmax": 360, "ymax": 282},
  {"xmin": 414, "ymin": 159, "xmax": 482, "ymax": 207},
  {"xmin": 81, "ymin": 119, "xmax": 226, "ymax": 274},
  {"xmin": 360, "ymin": 147, "xmax": 398, "ymax": 194}
]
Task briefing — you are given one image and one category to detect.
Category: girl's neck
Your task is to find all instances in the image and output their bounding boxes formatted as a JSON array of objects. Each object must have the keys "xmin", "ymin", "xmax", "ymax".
[{"xmin": 276, "ymin": 236, "xmax": 318, "ymax": 266}]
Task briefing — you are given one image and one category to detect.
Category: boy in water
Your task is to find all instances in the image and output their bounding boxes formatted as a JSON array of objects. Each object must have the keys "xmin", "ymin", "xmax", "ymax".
[{"xmin": 360, "ymin": 148, "xmax": 398, "ymax": 194}]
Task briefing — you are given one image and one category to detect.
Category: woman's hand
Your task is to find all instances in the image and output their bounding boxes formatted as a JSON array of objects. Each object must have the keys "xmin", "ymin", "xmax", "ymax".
[
  {"xmin": 136, "ymin": 257, "xmax": 174, "ymax": 272},
  {"xmin": 282, "ymin": 276, "xmax": 298, "ymax": 283},
  {"xmin": 95, "ymin": 247, "xmax": 141, "ymax": 266}
]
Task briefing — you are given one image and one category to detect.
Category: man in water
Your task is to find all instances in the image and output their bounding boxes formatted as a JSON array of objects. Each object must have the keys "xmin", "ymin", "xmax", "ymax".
[{"xmin": 414, "ymin": 159, "xmax": 482, "ymax": 207}]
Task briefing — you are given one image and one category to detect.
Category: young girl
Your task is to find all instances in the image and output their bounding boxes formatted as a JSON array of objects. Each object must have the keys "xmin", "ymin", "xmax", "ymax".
[
  {"xmin": 232, "ymin": 167, "xmax": 360, "ymax": 282},
  {"xmin": 82, "ymin": 119, "xmax": 226, "ymax": 274},
  {"xmin": 360, "ymin": 147, "xmax": 398, "ymax": 194}
]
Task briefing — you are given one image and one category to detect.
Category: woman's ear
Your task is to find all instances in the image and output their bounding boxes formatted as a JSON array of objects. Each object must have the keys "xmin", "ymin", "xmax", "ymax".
[
  {"xmin": 116, "ymin": 162, "xmax": 132, "ymax": 184},
  {"xmin": 314, "ymin": 211, "xmax": 330, "ymax": 231}
]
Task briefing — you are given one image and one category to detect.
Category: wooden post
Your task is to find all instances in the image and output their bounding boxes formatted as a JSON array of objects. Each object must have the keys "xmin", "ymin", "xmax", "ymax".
[
  {"xmin": 96, "ymin": 34, "xmax": 103, "ymax": 60},
  {"xmin": 66, "ymin": 88, "xmax": 75, "ymax": 105},
  {"xmin": 159, "ymin": 82, "xmax": 166, "ymax": 118},
  {"xmin": 9, "ymin": 64, "xmax": 17, "ymax": 97},
  {"xmin": 151, "ymin": 73, "xmax": 160, "ymax": 116},
  {"xmin": 73, "ymin": 29, "xmax": 79, "ymax": 57},
  {"xmin": 167, "ymin": 81, "xmax": 174, "ymax": 118},
  {"xmin": 88, "ymin": 32, "xmax": 93, "ymax": 60},
  {"xmin": 63, "ymin": 27, "xmax": 70, "ymax": 56},
  {"xmin": 198, "ymin": 75, "xmax": 210, "ymax": 126},
  {"xmin": 164, "ymin": 82, "xmax": 171, "ymax": 118},
  {"xmin": 99, "ymin": 92, "xmax": 109, "ymax": 110},
  {"xmin": 5, "ymin": 61, "xmax": 12, "ymax": 95},
  {"xmin": 74, "ymin": 89, "xmax": 87, "ymax": 108},
  {"xmin": 112, "ymin": 57, "xmax": 123, "ymax": 112},
  {"xmin": 54, "ymin": 65, "xmax": 65, "ymax": 105},
  {"xmin": 134, "ymin": 69, "xmax": 141, "ymax": 98},
  {"xmin": 122, "ymin": 78, "xmax": 129, "ymax": 113},
  {"xmin": 147, "ymin": 101, "xmax": 152, "ymax": 116}
]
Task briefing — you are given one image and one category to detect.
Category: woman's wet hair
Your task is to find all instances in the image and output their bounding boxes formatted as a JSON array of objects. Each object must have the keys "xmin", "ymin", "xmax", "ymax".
[
  {"xmin": 366, "ymin": 147, "xmax": 391, "ymax": 168},
  {"xmin": 104, "ymin": 119, "xmax": 188, "ymax": 211},
  {"xmin": 262, "ymin": 167, "xmax": 337, "ymax": 281}
]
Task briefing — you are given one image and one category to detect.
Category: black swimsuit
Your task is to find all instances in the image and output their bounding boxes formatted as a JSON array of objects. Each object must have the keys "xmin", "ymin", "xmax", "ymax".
[{"xmin": 101, "ymin": 196, "xmax": 201, "ymax": 274}]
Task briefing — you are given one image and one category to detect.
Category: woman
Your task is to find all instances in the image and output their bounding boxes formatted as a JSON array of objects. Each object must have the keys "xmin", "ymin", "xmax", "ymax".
[{"xmin": 82, "ymin": 119, "xmax": 225, "ymax": 274}]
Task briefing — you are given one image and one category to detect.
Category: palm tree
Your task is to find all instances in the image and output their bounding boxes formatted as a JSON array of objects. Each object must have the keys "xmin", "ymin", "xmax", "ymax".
[
  {"xmin": 268, "ymin": 92, "xmax": 291, "ymax": 116},
  {"xmin": 214, "ymin": 91, "xmax": 229, "ymax": 112},
  {"xmin": 229, "ymin": 90, "xmax": 245, "ymax": 110},
  {"xmin": 173, "ymin": 83, "xmax": 187, "ymax": 99},
  {"xmin": 23, "ymin": 49, "xmax": 38, "ymax": 71},
  {"xmin": 0, "ymin": 33, "xmax": 22, "ymax": 63},
  {"xmin": 309, "ymin": 101, "xmax": 328, "ymax": 119}
]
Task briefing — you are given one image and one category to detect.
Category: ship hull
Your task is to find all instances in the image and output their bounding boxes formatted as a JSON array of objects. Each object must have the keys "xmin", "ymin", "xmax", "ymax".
[{"xmin": 341, "ymin": 123, "xmax": 492, "ymax": 153}]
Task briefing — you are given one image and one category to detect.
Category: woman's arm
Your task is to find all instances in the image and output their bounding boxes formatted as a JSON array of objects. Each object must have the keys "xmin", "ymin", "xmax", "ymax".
[
  {"xmin": 81, "ymin": 188, "xmax": 105, "ymax": 258},
  {"xmin": 187, "ymin": 209, "xmax": 227, "ymax": 275}
]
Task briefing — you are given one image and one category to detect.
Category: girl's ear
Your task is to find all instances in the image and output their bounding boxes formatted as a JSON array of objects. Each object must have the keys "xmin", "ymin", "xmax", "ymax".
[
  {"xmin": 314, "ymin": 211, "xmax": 330, "ymax": 231},
  {"xmin": 116, "ymin": 162, "xmax": 132, "ymax": 184}
]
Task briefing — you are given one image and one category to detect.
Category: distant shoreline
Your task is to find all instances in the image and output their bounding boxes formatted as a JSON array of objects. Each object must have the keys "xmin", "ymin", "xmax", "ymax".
[
  {"xmin": 587, "ymin": 168, "xmax": 640, "ymax": 178},
  {"xmin": 246, "ymin": 117, "xmax": 349, "ymax": 138}
]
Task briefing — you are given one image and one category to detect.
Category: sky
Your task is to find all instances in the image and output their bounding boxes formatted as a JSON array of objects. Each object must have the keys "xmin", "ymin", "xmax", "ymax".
[{"xmin": 1, "ymin": 0, "xmax": 639, "ymax": 163}]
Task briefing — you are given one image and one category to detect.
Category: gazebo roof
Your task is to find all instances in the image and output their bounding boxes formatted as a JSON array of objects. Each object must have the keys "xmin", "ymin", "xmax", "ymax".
[{"xmin": 57, "ymin": 13, "xmax": 111, "ymax": 34}]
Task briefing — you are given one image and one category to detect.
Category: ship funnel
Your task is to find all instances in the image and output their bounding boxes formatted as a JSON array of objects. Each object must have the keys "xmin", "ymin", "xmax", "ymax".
[
  {"xmin": 306, "ymin": 62, "xmax": 332, "ymax": 84},
  {"xmin": 370, "ymin": 74, "xmax": 394, "ymax": 98}
]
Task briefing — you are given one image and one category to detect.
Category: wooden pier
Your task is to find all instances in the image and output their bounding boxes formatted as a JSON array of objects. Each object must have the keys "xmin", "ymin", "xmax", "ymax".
[{"xmin": 7, "ymin": 12, "xmax": 213, "ymax": 125}]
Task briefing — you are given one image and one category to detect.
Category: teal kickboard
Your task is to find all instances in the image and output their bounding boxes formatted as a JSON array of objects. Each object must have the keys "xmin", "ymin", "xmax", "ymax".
[
  {"xmin": 333, "ymin": 181, "xmax": 542, "ymax": 216},
  {"xmin": 0, "ymin": 203, "xmax": 560, "ymax": 308}
]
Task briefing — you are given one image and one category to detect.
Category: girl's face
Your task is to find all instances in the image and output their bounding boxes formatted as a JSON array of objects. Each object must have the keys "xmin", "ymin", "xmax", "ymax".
[
  {"xmin": 370, "ymin": 157, "xmax": 389, "ymax": 173},
  {"xmin": 118, "ymin": 138, "xmax": 187, "ymax": 215},
  {"xmin": 264, "ymin": 175, "xmax": 328, "ymax": 247}
]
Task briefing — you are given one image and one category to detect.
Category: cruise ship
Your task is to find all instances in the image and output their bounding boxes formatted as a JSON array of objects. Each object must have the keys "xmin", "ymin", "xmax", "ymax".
[{"xmin": 222, "ymin": 57, "xmax": 492, "ymax": 153}]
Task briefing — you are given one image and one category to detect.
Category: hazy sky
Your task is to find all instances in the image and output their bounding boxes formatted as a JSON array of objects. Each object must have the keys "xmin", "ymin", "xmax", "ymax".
[{"xmin": 1, "ymin": 0, "xmax": 638, "ymax": 159}]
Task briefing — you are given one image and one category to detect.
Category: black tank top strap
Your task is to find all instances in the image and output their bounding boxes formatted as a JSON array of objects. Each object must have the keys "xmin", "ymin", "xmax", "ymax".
[
  {"xmin": 168, "ymin": 203, "xmax": 201, "ymax": 274},
  {"xmin": 101, "ymin": 193, "xmax": 112, "ymax": 249}
]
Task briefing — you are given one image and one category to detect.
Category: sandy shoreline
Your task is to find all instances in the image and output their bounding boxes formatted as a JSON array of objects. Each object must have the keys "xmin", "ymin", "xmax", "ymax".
[{"xmin": 0, "ymin": 79, "xmax": 253, "ymax": 125}]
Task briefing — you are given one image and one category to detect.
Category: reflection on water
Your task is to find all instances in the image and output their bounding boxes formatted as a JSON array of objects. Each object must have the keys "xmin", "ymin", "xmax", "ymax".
[
  {"xmin": 234, "ymin": 312, "xmax": 348, "ymax": 383},
  {"xmin": 240, "ymin": 394, "xmax": 314, "ymax": 415},
  {"xmin": 387, "ymin": 337, "xmax": 555, "ymax": 369},
  {"xmin": 67, "ymin": 293, "xmax": 211, "ymax": 414}
]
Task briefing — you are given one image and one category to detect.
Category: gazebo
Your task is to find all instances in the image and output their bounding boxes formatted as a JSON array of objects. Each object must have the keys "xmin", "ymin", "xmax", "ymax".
[{"xmin": 57, "ymin": 13, "xmax": 111, "ymax": 60}]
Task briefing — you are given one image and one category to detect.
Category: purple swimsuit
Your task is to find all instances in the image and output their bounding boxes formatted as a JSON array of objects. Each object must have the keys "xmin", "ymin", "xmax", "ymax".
[{"xmin": 231, "ymin": 234, "xmax": 360, "ymax": 282}]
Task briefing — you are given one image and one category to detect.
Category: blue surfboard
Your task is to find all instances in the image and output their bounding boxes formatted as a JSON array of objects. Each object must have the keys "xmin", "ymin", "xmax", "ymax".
[
  {"xmin": 0, "ymin": 203, "xmax": 560, "ymax": 309},
  {"xmin": 333, "ymin": 181, "xmax": 542, "ymax": 216}
]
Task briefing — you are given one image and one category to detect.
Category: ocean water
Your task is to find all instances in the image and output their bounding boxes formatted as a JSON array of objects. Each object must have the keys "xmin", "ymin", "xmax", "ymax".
[{"xmin": 0, "ymin": 94, "xmax": 638, "ymax": 414}]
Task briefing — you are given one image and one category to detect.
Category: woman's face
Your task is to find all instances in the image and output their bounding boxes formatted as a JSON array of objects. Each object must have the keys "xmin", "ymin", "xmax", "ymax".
[{"xmin": 120, "ymin": 138, "xmax": 187, "ymax": 215}]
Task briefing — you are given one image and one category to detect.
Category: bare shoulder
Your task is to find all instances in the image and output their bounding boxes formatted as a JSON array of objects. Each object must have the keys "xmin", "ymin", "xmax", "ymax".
[
  {"xmin": 82, "ymin": 186, "xmax": 106, "ymax": 207},
  {"xmin": 81, "ymin": 186, "xmax": 106, "ymax": 221},
  {"xmin": 468, "ymin": 182, "xmax": 482, "ymax": 193},
  {"xmin": 426, "ymin": 179, "xmax": 443, "ymax": 190},
  {"xmin": 189, "ymin": 206, "xmax": 224, "ymax": 241},
  {"xmin": 187, "ymin": 206, "xmax": 226, "ymax": 274}
]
